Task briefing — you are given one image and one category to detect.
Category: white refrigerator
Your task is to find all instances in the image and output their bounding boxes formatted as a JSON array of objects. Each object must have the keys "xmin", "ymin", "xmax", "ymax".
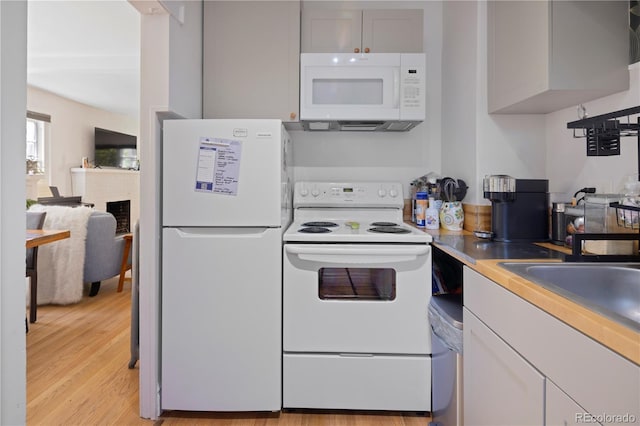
[{"xmin": 161, "ymin": 119, "xmax": 292, "ymax": 411}]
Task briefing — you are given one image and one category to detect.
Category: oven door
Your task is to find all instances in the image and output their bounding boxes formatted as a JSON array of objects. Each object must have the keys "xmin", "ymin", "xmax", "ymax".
[{"xmin": 283, "ymin": 243, "xmax": 431, "ymax": 354}]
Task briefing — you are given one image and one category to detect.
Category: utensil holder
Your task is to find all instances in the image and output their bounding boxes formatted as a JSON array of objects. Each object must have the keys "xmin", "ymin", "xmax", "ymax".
[{"xmin": 440, "ymin": 201, "xmax": 464, "ymax": 231}]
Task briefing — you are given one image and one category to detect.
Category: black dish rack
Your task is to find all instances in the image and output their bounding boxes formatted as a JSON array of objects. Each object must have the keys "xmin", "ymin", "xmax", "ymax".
[
  {"xmin": 565, "ymin": 106, "xmax": 640, "ymax": 262},
  {"xmin": 567, "ymin": 105, "xmax": 640, "ymax": 175}
]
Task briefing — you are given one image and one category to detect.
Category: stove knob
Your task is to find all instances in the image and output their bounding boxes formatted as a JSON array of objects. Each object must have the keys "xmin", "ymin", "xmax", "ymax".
[
  {"xmin": 378, "ymin": 188, "xmax": 387, "ymax": 198},
  {"xmin": 299, "ymin": 187, "xmax": 309, "ymax": 197},
  {"xmin": 389, "ymin": 188, "xmax": 399, "ymax": 198},
  {"xmin": 311, "ymin": 187, "xmax": 320, "ymax": 197}
]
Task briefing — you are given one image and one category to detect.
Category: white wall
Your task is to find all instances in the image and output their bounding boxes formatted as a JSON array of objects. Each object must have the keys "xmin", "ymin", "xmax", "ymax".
[
  {"xmin": 27, "ymin": 86, "xmax": 138, "ymax": 196},
  {"xmin": 474, "ymin": 1, "xmax": 547, "ymax": 204},
  {"xmin": 0, "ymin": 1, "xmax": 28, "ymax": 424},
  {"xmin": 441, "ymin": 1, "xmax": 479, "ymax": 203},
  {"xmin": 292, "ymin": 0, "xmax": 443, "ymax": 197},
  {"xmin": 168, "ymin": 0, "xmax": 202, "ymax": 119},
  {"xmin": 137, "ymin": 0, "xmax": 202, "ymax": 418},
  {"xmin": 138, "ymin": 10, "xmax": 170, "ymax": 420},
  {"xmin": 545, "ymin": 62, "xmax": 639, "ymax": 201},
  {"xmin": 439, "ymin": 1, "xmax": 547, "ymax": 205}
]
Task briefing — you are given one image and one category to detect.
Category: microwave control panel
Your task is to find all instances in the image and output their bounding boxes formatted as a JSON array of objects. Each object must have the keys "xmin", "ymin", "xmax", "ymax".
[{"xmin": 400, "ymin": 54, "xmax": 426, "ymax": 121}]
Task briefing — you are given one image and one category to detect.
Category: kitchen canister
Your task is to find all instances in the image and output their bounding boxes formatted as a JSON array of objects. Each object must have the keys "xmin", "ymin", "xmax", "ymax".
[
  {"xmin": 415, "ymin": 191, "xmax": 428, "ymax": 227},
  {"xmin": 425, "ymin": 197, "xmax": 440, "ymax": 229},
  {"xmin": 440, "ymin": 201, "xmax": 464, "ymax": 231}
]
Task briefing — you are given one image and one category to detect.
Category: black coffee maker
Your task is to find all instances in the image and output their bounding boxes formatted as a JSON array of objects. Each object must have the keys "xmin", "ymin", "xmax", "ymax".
[{"xmin": 483, "ymin": 176, "xmax": 549, "ymax": 242}]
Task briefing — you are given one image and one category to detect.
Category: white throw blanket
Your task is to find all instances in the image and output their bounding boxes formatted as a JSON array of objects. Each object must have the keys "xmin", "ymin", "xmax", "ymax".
[{"xmin": 29, "ymin": 205, "xmax": 94, "ymax": 305}]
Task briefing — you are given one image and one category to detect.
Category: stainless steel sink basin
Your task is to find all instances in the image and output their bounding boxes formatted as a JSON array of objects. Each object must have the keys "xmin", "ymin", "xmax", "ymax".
[{"xmin": 498, "ymin": 262, "xmax": 640, "ymax": 332}]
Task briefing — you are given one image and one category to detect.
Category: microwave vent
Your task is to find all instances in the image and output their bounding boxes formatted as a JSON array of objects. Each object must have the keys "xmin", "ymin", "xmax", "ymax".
[
  {"xmin": 339, "ymin": 121, "xmax": 385, "ymax": 131},
  {"xmin": 307, "ymin": 122, "xmax": 332, "ymax": 131},
  {"xmin": 301, "ymin": 120, "xmax": 420, "ymax": 132},
  {"xmin": 386, "ymin": 122, "xmax": 416, "ymax": 132}
]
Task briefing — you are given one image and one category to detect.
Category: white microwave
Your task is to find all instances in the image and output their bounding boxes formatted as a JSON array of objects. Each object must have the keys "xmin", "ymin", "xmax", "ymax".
[{"xmin": 299, "ymin": 53, "xmax": 425, "ymax": 132}]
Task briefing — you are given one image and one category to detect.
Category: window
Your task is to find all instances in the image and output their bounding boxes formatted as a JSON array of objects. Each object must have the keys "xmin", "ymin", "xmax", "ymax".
[{"xmin": 26, "ymin": 111, "xmax": 50, "ymax": 174}]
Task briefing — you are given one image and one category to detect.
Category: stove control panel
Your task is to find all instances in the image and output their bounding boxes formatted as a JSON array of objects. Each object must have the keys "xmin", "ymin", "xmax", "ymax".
[{"xmin": 294, "ymin": 181, "xmax": 404, "ymax": 208}]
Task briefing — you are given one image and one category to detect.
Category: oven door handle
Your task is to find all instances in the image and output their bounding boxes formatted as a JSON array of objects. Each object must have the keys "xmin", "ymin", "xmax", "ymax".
[{"xmin": 285, "ymin": 244, "xmax": 430, "ymax": 264}]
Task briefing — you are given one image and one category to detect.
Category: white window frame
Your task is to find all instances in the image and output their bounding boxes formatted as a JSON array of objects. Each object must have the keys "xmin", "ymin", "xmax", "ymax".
[{"xmin": 25, "ymin": 111, "xmax": 50, "ymax": 174}]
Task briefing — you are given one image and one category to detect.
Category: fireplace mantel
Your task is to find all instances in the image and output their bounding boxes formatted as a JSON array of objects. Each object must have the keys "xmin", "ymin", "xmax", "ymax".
[{"xmin": 70, "ymin": 168, "xmax": 140, "ymax": 227}]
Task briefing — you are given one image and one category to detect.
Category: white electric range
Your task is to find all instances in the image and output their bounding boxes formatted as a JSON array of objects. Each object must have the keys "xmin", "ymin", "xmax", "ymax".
[
  {"xmin": 283, "ymin": 181, "xmax": 431, "ymax": 244},
  {"xmin": 282, "ymin": 181, "xmax": 433, "ymax": 412}
]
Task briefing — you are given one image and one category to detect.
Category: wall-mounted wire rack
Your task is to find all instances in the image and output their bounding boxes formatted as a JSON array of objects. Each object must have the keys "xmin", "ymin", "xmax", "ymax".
[
  {"xmin": 567, "ymin": 105, "xmax": 640, "ymax": 176},
  {"xmin": 564, "ymin": 106, "xmax": 640, "ymax": 262}
]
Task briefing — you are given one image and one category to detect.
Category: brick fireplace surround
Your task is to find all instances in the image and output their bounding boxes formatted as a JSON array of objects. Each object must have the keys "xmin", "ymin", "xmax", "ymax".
[{"xmin": 71, "ymin": 168, "xmax": 139, "ymax": 228}]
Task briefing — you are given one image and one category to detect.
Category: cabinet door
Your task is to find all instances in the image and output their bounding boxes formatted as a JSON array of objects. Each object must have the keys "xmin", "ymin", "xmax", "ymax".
[
  {"xmin": 301, "ymin": 8, "xmax": 423, "ymax": 54},
  {"xmin": 487, "ymin": 0, "xmax": 549, "ymax": 114},
  {"xmin": 203, "ymin": 1, "xmax": 300, "ymax": 122},
  {"xmin": 362, "ymin": 10, "xmax": 423, "ymax": 53},
  {"xmin": 464, "ymin": 307, "xmax": 545, "ymax": 425},
  {"xmin": 487, "ymin": 0, "xmax": 629, "ymax": 113},
  {"xmin": 301, "ymin": 9, "xmax": 362, "ymax": 53},
  {"xmin": 546, "ymin": 380, "xmax": 601, "ymax": 426}
]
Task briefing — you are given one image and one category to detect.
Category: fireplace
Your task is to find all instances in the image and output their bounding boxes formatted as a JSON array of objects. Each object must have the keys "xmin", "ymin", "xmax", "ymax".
[{"xmin": 107, "ymin": 200, "xmax": 131, "ymax": 234}]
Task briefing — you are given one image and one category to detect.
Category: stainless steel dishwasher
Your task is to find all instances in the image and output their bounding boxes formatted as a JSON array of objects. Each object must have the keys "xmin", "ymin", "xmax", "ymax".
[{"xmin": 429, "ymin": 293, "xmax": 463, "ymax": 426}]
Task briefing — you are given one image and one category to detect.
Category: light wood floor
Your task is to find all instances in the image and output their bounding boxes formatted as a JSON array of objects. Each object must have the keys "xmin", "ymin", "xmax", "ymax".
[{"xmin": 27, "ymin": 276, "xmax": 429, "ymax": 426}]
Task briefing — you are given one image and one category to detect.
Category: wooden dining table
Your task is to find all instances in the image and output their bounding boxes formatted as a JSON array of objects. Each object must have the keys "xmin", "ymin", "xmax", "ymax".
[{"xmin": 26, "ymin": 229, "xmax": 70, "ymax": 323}]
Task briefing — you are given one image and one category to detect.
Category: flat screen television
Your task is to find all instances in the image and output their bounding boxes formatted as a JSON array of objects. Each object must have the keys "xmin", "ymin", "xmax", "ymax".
[{"xmin": 94, "ymin": 127, "xmax": 138, "ymax": 169}]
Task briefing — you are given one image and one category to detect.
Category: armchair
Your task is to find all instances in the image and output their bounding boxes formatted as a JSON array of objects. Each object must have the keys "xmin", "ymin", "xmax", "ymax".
[{"xmin": 84, "ymin": 211, "xmax": 129, "ymax": 296}]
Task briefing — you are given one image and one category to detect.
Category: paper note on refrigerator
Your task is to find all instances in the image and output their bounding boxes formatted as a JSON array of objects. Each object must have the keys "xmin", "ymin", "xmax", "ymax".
[{"xmin": 195, "ymin": 137, "xmax": 242, "ymax": 196}]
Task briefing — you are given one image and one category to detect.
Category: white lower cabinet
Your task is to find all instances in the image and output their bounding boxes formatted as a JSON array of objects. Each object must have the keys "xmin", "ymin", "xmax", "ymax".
[
  {"xmin": 546, "ymin": 380, "xmax": 601, "ymax": 426},
  {"xmin": 463, "ymin": 267, "xmax": 639, "ymax": 426},
  {"xmin": 464, "ymin": 308, "xmax": 545, "ymax": 425}
]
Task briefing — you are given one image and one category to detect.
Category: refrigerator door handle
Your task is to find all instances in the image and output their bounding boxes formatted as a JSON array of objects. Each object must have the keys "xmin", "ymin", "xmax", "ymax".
[{"xmin": 172, "ymin": 227, "xmax": 271, "ymax": 238}]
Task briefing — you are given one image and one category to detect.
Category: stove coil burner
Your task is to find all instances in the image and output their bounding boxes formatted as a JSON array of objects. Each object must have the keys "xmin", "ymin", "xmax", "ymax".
[
  {"xmin": 298, "ymin": 226, "xmax": 333, "ymax": 233},
  {"xmin": 370, "ymin": 221, "xmax": 399, "ymax": 227},
  {"xmin": 368, "ymin": 226, "xmax": 412, "ymax": 234},
  {"xmin": 302, "ymin": 221, "xmax": 338, "ymax": 228}
]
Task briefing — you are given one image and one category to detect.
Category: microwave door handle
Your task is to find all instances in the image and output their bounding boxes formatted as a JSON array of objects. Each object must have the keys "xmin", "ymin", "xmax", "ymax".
[{"xmin": 393, "ymin": 68, "xmax": 400, "ymax": 108}]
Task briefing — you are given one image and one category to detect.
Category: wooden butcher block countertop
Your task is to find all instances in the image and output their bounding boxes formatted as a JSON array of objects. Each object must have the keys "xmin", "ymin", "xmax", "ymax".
[{"xmin": 420, "ymin": 227, "xmax": 640, "ymax": 366}]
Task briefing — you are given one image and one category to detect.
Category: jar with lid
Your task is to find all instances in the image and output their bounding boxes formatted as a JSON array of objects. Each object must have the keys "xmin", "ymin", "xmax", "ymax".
[
  {"xmin": 620, "ymin": 176, "xmax": 640, "ymax": 228},
  {"xmin": 415, "ymin": 192, "xmax": 428, "ymax": 227}
]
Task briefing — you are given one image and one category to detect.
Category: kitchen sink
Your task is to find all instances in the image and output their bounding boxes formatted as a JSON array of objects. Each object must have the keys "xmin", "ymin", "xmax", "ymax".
[{"xmin": 498, "ymin": 262, "xmax": 640, "ymax": 332}]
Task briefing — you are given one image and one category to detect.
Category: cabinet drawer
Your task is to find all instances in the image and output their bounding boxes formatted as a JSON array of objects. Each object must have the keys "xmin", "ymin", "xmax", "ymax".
[{"xmin": 283, "ymin": 353, "xmax": 430, "ymax": 411}]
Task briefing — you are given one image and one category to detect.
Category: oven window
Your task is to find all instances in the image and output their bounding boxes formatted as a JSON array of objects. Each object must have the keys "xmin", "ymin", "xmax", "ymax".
[{"xmin": 318, "ymin": 268, "xmax": 396, "ymax": 301}]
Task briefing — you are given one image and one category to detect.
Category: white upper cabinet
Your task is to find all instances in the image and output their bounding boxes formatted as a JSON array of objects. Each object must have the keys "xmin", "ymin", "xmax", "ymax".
[
  {"xmin": 301, "ymin": 8, "xmax": 423, "ymax": 54},
  {"xmin": 301, "ymin": 9, "xmax": 362, "ymax": 53},
  {"xmin": 488, "ymin": 0, "xmax": 629, "ymax": 114},
  {"xmin": 203, "ymin": 1, "xmax": 300, "ymax": 122}
]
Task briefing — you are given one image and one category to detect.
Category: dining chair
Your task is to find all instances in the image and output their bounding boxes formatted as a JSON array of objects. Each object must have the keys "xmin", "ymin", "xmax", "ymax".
[{"xmin": 26, "ymin": 211, "xmax": 47, "ymax": 328}]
